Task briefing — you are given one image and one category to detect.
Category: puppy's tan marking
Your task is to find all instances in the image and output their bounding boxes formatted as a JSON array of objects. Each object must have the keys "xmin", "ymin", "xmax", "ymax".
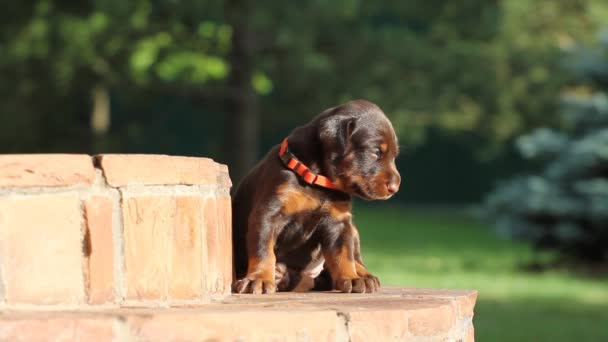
[
  {"xmin": 324, "ymin": 245, "xmax": 358, "ymax": 281},
  {"xmin": 326, "ymin": 201, "xmax": 352, "ymax": 221},
  {"xmin": 278, "ymin": 184, "xmax": 321, "ymax": 215},
  {"xmin": 246, "ymin": 238, "xmax": 276, "ymax": 281},
  {"xmin": 373, "ymin": 172, "xmax": 391, "ymax": 195},
  {"xmin": 247, "ymin": 256, "xmax": 275, "ymax": 281},
  {"xmin": 380, "ymin": 143, "xmax": 388, "ymax": 153},
  {"xmin": 355, "ymin": 261, "xmax": 371, "ymax": 277}
]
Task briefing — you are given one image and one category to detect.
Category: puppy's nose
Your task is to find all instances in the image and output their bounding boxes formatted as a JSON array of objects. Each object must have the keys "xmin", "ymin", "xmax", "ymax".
[{"xmin": 387, "ymin": 181, "xmax": 399, "ymax": 194}]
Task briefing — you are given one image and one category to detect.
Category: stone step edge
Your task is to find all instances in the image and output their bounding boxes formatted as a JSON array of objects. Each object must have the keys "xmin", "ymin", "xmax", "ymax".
[
  {"xmin": 0, "ymin": 288, "xmax": 477, "ymax": 341},
  {"xmin": 0, "ymin": 293, "xmax": 476, "ymax": 341},
  {"xmin": 0, "ymin": 154, "xmax": 231, "ymax": 189}
]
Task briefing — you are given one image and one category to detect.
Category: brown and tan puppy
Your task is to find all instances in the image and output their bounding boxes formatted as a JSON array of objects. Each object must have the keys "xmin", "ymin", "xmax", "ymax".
[{"xmin": 232, "ymin": 100, "xmax": 400, "ymax": 294}]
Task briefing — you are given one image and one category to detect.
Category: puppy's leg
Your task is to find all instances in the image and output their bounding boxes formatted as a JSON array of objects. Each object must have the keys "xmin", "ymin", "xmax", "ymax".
[
  {"xmin": 233, "ymin": 213, "xmax": 279, "ymax": 294},
  {"xmin": 352, "ymin": 225, "xmax": 380, "ymax": 292},
  {"xmin": 322, "ymin": 221, "xmax": 369, "ymax": 293}
]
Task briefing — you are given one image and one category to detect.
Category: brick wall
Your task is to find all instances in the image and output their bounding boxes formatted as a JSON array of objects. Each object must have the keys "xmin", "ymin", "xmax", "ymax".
[{"xmin": 0, "ymin": 154, "xmax": 232, "ymax": 308}]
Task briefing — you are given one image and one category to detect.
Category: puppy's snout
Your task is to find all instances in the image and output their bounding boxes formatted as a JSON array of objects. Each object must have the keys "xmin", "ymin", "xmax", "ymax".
[
  {"xmin": 387, "ymin": 182, "xmax": 399, "ymax": 194},
  {"xmin": 386, "ymin": 173, "xmax": 400, "ymax": 195}
]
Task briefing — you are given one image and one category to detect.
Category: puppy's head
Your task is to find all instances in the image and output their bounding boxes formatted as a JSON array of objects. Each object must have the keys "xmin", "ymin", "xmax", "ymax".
[{"xmin": 318, "ymin": 100, "xmax": 400, "ymax": 200}]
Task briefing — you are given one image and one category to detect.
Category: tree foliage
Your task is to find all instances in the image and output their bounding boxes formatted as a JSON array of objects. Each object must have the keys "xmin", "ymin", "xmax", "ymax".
[
  {"xmin": 484, "ymin": 34, "xmax": 608, "ymax": 264},
  {"xmin": 0, "ymin": 0, "xmax": 607, "ymax": 182}
]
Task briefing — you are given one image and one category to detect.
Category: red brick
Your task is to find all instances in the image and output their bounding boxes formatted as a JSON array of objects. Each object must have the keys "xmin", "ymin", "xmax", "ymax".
[
  {"xmin": 385, "ymin": 287, "xmax": 476, "ymax": 299},
  {"xmin": 84, "ymin": 196, "xmax": 115, "ymax": 304},
  {"xmin": 97, "ymin": 154, "xmax": 220, "ymax": 186},
  {"xmin": 203, "ymin": 197, "xmax": 223, "ymax": 293},
  {"xmin": 348, "ymin": 309, "xmax": 409, "ymax": 341},
  {"xmin": 408, "ymin": 302, "xmax": 456, "ymax": 336},
  {"xmin": 122, "ymin": 196, "xmax": 204, "ymax": 300},
  {"xmin": 456, "ymin": 291, "xmax": 478, "ymax": 318},
  {"xmin": 127, "ymin": 310, "xmax": 344, "ymax": 341},
  {"xmin": 217, "ymin": 165, "xmax": 232, "ymax": 188},
  {"xmin": 0, "ymin": 317, "xmax": 116, "ymax": 342},
  {"xmin": 169, "ymin": 197, "xmax": 204, "ymax": 300},
  {"xmin": 293, "ymin": 295, "xmax": 460, "ymax": 340},
  {"xmin": 202, "ymin": 196, "xmax": 232, "ymax": 295},
  {"xmin": 0, "ymin": 196, "xmax": 85, "ymax": 304},
  {"xmin": 465, "ymin": 324, "xmax": 475, "ymax": 342},
  {"xmin": 0, "ymin": 154, "xmax": 95, "ymax": 187},
  {"xmin": 217, "ymin": 163, "xmax": 229, "ymax": 174},
  {"xmin": 218, "ymin": 194, "xmax": 233, "ymax": 293}
]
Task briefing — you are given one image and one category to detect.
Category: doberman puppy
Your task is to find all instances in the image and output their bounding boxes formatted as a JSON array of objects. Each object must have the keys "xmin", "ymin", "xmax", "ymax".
[{"xmin": 232, "ymin": 100, "xmax": 400, "ymax": 294}]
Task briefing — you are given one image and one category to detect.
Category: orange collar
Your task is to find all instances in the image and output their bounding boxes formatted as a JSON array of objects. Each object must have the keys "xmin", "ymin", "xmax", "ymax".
[{"xmin": 278, "ymin": 138, "xmax": 341, "ymax": 191}]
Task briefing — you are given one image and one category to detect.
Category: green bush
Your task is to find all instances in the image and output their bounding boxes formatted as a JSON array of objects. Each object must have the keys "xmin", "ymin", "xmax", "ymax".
[{"xmin": 485, "ymin": 34, "xmax": 608, "ymax": 264}]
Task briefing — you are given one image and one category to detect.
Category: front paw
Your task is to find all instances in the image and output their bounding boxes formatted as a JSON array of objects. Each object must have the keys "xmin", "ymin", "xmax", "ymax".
[
  {"xmin": 335, "ymin": 274, "xmax": 380, "ymax": 293},
  {"xmin": 233, "ymin": 275, "xmax": 276, "ymax": 294},
  {"xmin": 360, "ymin": 273, "xmax": 381, "ymax": 293}
]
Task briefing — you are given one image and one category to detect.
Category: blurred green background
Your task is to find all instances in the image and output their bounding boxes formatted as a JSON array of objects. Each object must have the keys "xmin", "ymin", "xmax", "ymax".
[{"xmin": 2, "ymin": 1, "xmax": 607, "ymax": 340}]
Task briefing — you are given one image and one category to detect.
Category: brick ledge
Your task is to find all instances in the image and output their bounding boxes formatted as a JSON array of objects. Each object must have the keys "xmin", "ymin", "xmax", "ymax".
[{"xmin": 0, "ymin": 287, "xmax": 477, "ymax": 341}]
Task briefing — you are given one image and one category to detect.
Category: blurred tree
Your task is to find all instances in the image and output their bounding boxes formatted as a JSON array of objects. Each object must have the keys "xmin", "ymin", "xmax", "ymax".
[
  {"xmin": 0, "ymin": 0, "xmax": 228, "ymax": 152},
  {"xmin": 485, "ymin": 34, "xmax": 608, "ymax": 264},
  {"xmin": 224, "ymin": 0, "xmax": 258, "ymax": 183},
  {"xmin": 256, "ymin": 0, "xmax": 607, "ymax": 150},
  {"xmin": 1, "ymin": 0, "xmax": 607, "ymax": 186}
]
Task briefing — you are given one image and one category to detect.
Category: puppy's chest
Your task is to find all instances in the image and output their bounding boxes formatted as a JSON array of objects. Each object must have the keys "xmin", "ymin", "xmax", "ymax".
[
  {"xmin": 275, "ymin": 192, "xmax": 352, "ymax": 250},
  {"xmin": 276, "ymin": 210, "xmax": 324, "ymax": 249},
  {"xmin": 277, "ymin": 185, "xmax": 352, "ymax": 222}
]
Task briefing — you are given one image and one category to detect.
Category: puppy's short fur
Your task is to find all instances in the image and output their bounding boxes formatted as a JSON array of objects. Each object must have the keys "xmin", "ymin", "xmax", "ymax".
[{"xmin": 232, "ymin": 100, "xmax": 400, "ymax": 294}]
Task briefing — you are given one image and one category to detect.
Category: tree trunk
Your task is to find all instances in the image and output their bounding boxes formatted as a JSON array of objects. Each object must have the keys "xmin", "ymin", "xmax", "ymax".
[{"xmin": 224, "ymin": 0, "xmax": 258, "ymax": 187}]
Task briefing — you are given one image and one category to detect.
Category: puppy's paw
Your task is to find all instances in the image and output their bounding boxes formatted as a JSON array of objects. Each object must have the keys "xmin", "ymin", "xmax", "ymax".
[
  {"xmin": 233, "ymin": 276, "xmax": 276, "ymax": 294},
  {"xmin": 355, "ymin": 262, "xmax": 381, "ymax": 293},
  {"xmin": 360, "ymin": 273, "xmax": 381, "ymax": 293},
  {"xmin": 334, "ymin": 274, "xmax": 380, "ymax": 293},
  {"xmin": 334, "ymin": 277, "xmax": 365, "ymax": 293}
]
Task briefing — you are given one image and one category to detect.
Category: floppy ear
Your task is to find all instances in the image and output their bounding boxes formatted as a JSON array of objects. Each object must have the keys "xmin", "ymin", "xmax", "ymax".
[{"xmin": 319, "ymin": 114, "xmax": 357, "ymax": 159}]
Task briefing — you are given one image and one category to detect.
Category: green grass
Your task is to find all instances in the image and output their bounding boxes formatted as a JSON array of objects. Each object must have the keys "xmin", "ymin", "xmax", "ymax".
[{"xmin": 355, "ymin": 205, "xmax": 608, "ymax": 342}]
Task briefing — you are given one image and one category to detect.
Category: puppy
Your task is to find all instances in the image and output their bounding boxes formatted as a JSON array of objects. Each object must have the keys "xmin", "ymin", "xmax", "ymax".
[{"xmin": 232, "ymin": 99, "xmax": 400, "ymax": 294}]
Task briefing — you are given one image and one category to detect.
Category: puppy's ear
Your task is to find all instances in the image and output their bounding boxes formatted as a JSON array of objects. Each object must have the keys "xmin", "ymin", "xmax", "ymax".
[{"xmin": 319, "ymin": 114, "xmax": 357, "ymax": 158}]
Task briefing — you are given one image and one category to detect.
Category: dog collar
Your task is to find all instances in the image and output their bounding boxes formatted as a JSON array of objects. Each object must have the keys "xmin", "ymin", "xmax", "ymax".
[{"xmin": 278, "ymin": 138, "xmax": 341, "ymax": 191}]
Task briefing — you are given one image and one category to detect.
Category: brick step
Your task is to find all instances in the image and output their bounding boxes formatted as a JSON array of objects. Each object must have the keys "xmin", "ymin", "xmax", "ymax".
[
  {"xmin": 0, "ymin": 154, "xmax": 232, "ymax": 307},
  {"xmin": 0, "ymin": 287, "xmax": 477, "ymax": 342}
]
